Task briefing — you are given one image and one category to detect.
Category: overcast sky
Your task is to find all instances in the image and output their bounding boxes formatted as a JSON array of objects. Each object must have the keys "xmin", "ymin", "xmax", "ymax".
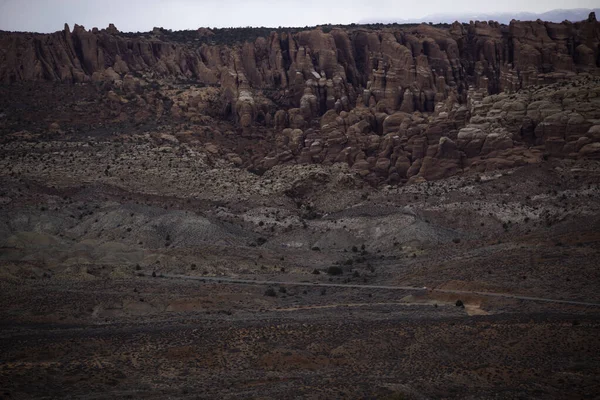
[{"xmin": 0, "ymin": 0, "xmax": 597, "ymax": 33}]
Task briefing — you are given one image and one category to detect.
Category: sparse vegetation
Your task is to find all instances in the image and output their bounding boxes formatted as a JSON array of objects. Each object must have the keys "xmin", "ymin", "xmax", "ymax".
[{"xmin": 1, "ymin": 62, "xmax": 599, "ymax": 400}]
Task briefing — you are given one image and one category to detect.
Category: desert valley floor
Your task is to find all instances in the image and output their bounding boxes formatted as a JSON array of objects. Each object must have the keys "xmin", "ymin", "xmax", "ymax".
[{"xmin": 1, "ymin": 132, "xmax": 599, "ymax": 399}]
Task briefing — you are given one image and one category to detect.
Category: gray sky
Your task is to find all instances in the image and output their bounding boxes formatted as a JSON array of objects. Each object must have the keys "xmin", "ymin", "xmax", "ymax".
[{"xmin": 0, "ymin": 0, "xmax": 597, "ymax": 33}]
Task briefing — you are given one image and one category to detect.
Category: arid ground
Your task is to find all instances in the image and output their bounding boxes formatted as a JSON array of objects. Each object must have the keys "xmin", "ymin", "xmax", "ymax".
[
  {"xmin": 2, "ymin": 15, "xmax": 600, "ymax": 399},
  {"xmin": 1, "ymin": 130, "xmax": 599, "ymax": 399}
]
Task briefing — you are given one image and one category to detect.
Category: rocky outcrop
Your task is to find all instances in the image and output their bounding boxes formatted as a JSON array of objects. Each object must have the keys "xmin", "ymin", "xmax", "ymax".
[
  {"xmin": 258, "ymin": 74, "xmax": 600, "ymax": 183},
  {"xmin": 2, "ymin": 17, "xmax": 599, "ymax": 107},
  {"xmin": 1, "ymin": 15, "xmax": 600, "ymax": 185}
]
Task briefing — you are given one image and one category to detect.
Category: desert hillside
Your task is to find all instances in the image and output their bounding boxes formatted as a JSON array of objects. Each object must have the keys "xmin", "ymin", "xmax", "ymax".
[{"xmin": 1, "ymin": 13, "xmax": 600, "ymax": 400}]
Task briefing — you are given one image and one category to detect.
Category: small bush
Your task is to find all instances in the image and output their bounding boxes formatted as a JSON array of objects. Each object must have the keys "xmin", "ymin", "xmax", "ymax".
[
  {"xmin": 327, "ymin": 266, "xmax": 343, "ymax": 275},
  {"xmin": 264, "ymin": 288, "xmax": 276, "ymax": 297},
  {"xmin": 312, "ymin": 269, "xmax": 320, "ymax": 275},
  {"xmin": 278, "ymin": 286, "xmax": 287, "ymax": 293},
  {"xmin": 452, "ymin": 238, "xmax": 460, "ymax": 244},
  {"xmin": 455, "ymin": 299, "xmax": 464, "ymax": 307}
]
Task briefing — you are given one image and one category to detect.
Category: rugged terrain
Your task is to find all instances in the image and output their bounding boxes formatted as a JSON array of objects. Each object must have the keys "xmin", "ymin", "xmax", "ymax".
[
  {"xmin": 2, "ymin": 13, "xmax": 600, "ymax": 183},
  {"xmin": 1, "ymin": 14, "xmax": 600, "ymax": 400}
]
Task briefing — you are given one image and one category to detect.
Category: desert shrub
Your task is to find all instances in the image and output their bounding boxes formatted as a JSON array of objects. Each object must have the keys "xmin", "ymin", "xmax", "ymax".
[
  {"xmin": 455, "ymin": 299, "xmax": 464, "ymax": 307},
  {"xmin": 327, "ymin": 266, "xmax": 343, "ymax": 275},
  {"xmin": 312, "ymin": 269, "xmax": 320, "ymax": 275},
  {"xmin": 278, "ymin": 286, "xmax": 287, "ymax": 293},
  {"xmin": 452, "ymin": 238, "xmax": 460, "ymax": 244},
  {"xmin": 264, "ymin": 288, "xmax": 276, "ymax": 297}
]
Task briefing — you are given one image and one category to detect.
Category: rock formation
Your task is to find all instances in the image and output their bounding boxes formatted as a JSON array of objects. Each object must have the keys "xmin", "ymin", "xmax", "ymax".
[{"xmin": 1, "ymin": 15, "xmax": 600, "ymax": 184}]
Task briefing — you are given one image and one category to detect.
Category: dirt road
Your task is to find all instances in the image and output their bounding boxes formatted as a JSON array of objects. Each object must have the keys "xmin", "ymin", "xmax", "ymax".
[{"xmin": 146, "ymin": 273, "xmax": 600, "ymax": 307}]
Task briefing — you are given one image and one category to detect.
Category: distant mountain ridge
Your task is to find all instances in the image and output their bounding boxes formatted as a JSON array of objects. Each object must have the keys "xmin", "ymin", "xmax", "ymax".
[{"xmin": 359, "ymin": 8, "xmax": 600, "ymax": 25}]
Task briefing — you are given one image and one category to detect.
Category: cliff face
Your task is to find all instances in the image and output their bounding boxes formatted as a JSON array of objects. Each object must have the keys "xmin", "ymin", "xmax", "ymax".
[
  {"xmin": 1, "ymin": 14, "xmax": 600, "ymax": 184},
  {"xmin": 2, "ymin": 17, "xmax": 599, "ymax": 99}
]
